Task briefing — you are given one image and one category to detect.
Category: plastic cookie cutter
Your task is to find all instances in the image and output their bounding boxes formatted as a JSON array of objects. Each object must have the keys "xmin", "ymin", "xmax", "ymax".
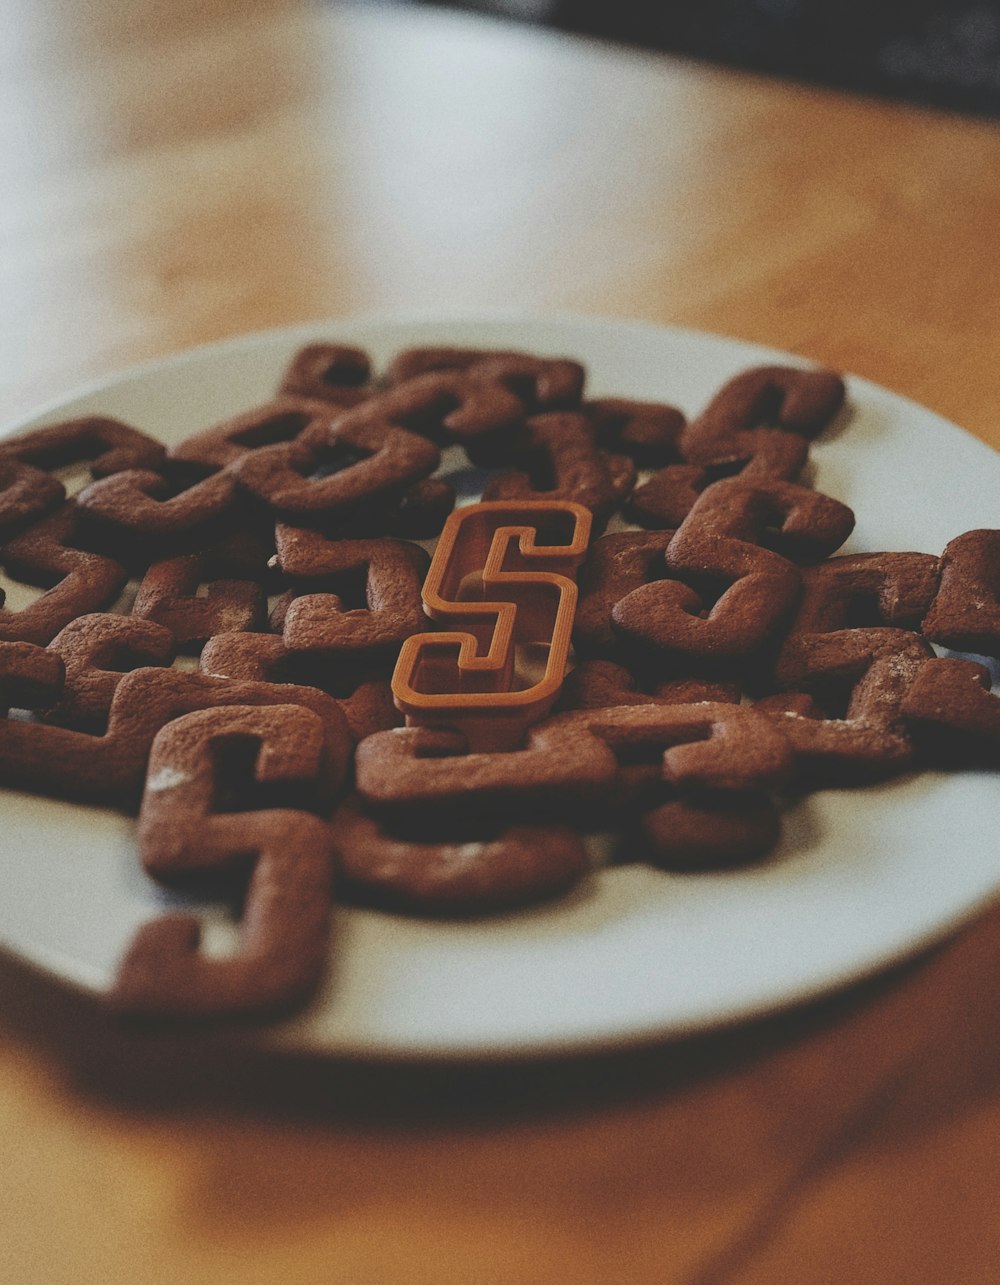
[{"xmin": 391, "ymin": 499, "xmax": 592, "ymax": 750}]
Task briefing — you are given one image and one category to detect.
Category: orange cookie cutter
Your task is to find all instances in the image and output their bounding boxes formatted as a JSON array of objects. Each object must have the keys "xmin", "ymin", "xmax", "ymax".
[{"xmin": 391, "ymin": 499, "xmax": 592, "ymax": 750}]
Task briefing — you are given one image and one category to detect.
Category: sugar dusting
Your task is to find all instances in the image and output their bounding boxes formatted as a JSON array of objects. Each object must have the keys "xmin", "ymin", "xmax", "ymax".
[{"xmin": 145, "ymin": 767, "xmax": 192, "ymax": 792}]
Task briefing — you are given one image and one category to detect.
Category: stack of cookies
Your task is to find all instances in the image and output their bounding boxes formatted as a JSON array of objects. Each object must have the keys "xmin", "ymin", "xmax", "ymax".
[{"xmin": 0, "ymin": 343, "xmax": 995, "ymax": 1021}]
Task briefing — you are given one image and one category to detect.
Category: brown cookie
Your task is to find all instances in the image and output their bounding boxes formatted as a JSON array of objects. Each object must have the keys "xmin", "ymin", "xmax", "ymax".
[
  {"xmin": 900, "ymin": 656, "xmax": 1000, "ymax": 763},
  {"xmin": 584, "ymin": 397, "xmax": 686, "ymax": 468},
  {"xmin": 0, "ymin": 639, "xmax": 64, "ymax": 713},
  {"xmin": 330, "ymin": 796, "xmax": 589, "ymax": 917},
  {"xmin": 132, "ymin": 552, "xmax": 267, "ymax": 650},
  {"xmin": 111, "ymin": 704, "xmax": 336, "ymax": 1019},
  {"xmin": 0, "ymin": 415, "xmax": 166, "ymax": 478},
  {"xmin": 482, "ymin": 411, "xmax": 636, "ymax": 530},
  {"xmin": 921, "ymin": 529, "xmax": 1000, "ymax": 658},
  {"xmin": 626, "ymin": 463, "xmax": 715, "ymax": 529},
  {"xmin": 573, "ymin": 530, "xmax": 677, "ymax": 657},
  {"xmin": 360, "ymin": 360, "xmax": 579, "ymax": 468},
  {"xmin": 775, "ymin": 552, "xmax": 940, "ymax": 693},
  {"xmin": 45, "ymin": 614, "xmax": 175, "ymax": 730},
  {"xmin": 169, "ymin": 396, "xmax": 348, "ymax": 475},
  {"xmin": 560, "ymin": 659, "xmax": 740, "ymax": 711},
  {"xmin": 276, "ymin": 343, "xmax": 372, "ymax": 402},
  {"xmin": 355, "ymin": 722, "xmax": 615, "ymax": 823},
  {"xmin": 199, "ymin": 631, "xmax": 400, "ymax": 743},
  {"xmin": 274, "ymin": 528, "xmax": 429, "ymax": 658},
  {"xmin": 386, "ymin": 346, "xmax": 585, "ymax": 416},
  {"xmin": 680, "ymin": 364, "xmax": 846, "ymax": 479},
  {"xmin": 0, "ymin": 503, "xmax": 128, "ymax": 645},
  {"xmin": 329, "ymin": 365, "xmax": 532, "ymax": 451},
  {"xmin": 666, "ymin": 475, "xmax": 856, "ymax": 570},
  {"xmin": 356, "ymin": 702, "xmax": 792, "ymax": 822},
  {"xmin": 75, "ymin": 467, "xmax": 242, "ymax": 553},
  {"xmin": 0, "ymin": 667, "xmax": 352, "ymax": 806},
  {"xmin": 612, "ymin": 478, "xmax": 854, "ymax": 665},
  {"xmin": 758, "ymin": 652, "xmax": 926, "ymax": 783},
  {"xmin": 637, "ymin": 795, "xmax": 781, "ymax": 871},
  {"xmin": 228, "ymin": 409, "xmax": 440, "ymax": 524},
  {"xmin": 0, "ymin": 457, "xmax": 65, "ymax": 538}
]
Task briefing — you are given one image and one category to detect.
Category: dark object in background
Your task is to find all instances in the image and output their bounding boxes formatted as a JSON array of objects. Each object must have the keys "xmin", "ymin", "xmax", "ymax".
[
  {"xmin": 559, "ymin": 1, "xmax": 1000, "ymax": 116},
  {"xmin": 421, "ymin": 0, "xmax": 1000, "ymax": 117}
]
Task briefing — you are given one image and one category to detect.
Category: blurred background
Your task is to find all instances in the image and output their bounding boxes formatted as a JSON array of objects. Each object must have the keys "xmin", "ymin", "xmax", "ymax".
[{"xmin": 406, "ymin": 0, "xmax": 1000, "ymax": 116}]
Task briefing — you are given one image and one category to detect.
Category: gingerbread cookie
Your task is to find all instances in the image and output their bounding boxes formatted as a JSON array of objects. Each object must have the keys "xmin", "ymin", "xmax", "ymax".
[
  {"xmin": 585, "ymin": 397, "xmax": 686, "ymax": 468},
  {"xmin": 0, "ymin": 457, "xmax": 65, "ymax": 538},
  {"xmin": 775, "ymin": 552, "xmax": 940, "ymax": 693},
  {"xmin": 0, "ymin": 639, "xmax": 64, "ymax": 713},
  {"xmin": 274, "ymin": 528, "xmax": 429, "ymax": 658},
  {"xmin": 921, "ymin": 529, "xmax": 1000, "ymax": 658},
  {"xmin": 169, "ymin": 396, "xmax": 345, "ymax": 475},
  {"xmin": 0, "ymin": 667, "xmax": 352, "ymax": 805},
  {"xmin": 45, "ymin": 614, "xmax": 175, "ymax": 730},
  {"xmin": 132, "ymin": 552, "xmax": 266, "ymax": 650},
  {"xmin": 637, "ymin": 795, "xmax": 781, "ymax": 871},
  {"xmin": 482, "ymin": 412, "xmax": 636, "ymax": 530},
  {"xmin": 75, "ymin": 467, "xmax": 243, "ymax": 554},
  {"xmin": 0, "ymin": 415, "xmax": 166, "ymax": 478},
  {"xmin": 900, "ymin": 656, "xmax": 1000, "ymax": 763},
  {"xmin": 680, "ymin": 364, "xmax": 846, "ymax": 479},
  {"xmin": 331, "ymin": 796, "xmax": 589, "ymax": 916},
  {"xmin": 0, "ymin": 504, "xmax": 128, "ymax": 645},
  {"xmin": 199, "ymin": 630, "xmax": 399, "ymax": 743},
  {"xmin": 112, "ymin": 704, "xmax": 336, "ymax": 1018},
  {"xmin": 612, "ymin": 476, "xmax": 854, "ymax": 662},
  {"xmin": 277, "ymin": 343, "xmax": 372, "ymax": 403}
]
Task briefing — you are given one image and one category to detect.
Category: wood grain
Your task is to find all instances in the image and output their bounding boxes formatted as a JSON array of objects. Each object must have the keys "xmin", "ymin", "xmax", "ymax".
[{"xmin": 1, "ymin": 3, "xmax": 999, "ymax": 1282}]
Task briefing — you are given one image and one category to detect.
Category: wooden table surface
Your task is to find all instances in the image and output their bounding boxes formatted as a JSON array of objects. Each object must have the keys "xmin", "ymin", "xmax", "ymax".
[{"xmin": 2, "ymin": 2, "xmax": 999, "ymax": 1281}]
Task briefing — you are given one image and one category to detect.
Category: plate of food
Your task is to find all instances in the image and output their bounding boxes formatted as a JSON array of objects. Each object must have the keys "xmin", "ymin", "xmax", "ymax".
[{"xmin": 0, "ymin": 314, "xmax": 996, "ymax": 1058}]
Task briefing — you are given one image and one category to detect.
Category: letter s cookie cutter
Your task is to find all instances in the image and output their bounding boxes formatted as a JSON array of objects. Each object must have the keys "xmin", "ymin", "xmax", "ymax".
[{"xmin": 391, "ymin": 500, "xmax": 592, "ymax": 750}]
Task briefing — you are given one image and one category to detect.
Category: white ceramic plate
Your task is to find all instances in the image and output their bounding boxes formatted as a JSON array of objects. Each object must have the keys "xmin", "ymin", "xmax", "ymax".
[{"xmin": 2, "ymin": 315, "xmax": 998, "ymax": 1059}]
